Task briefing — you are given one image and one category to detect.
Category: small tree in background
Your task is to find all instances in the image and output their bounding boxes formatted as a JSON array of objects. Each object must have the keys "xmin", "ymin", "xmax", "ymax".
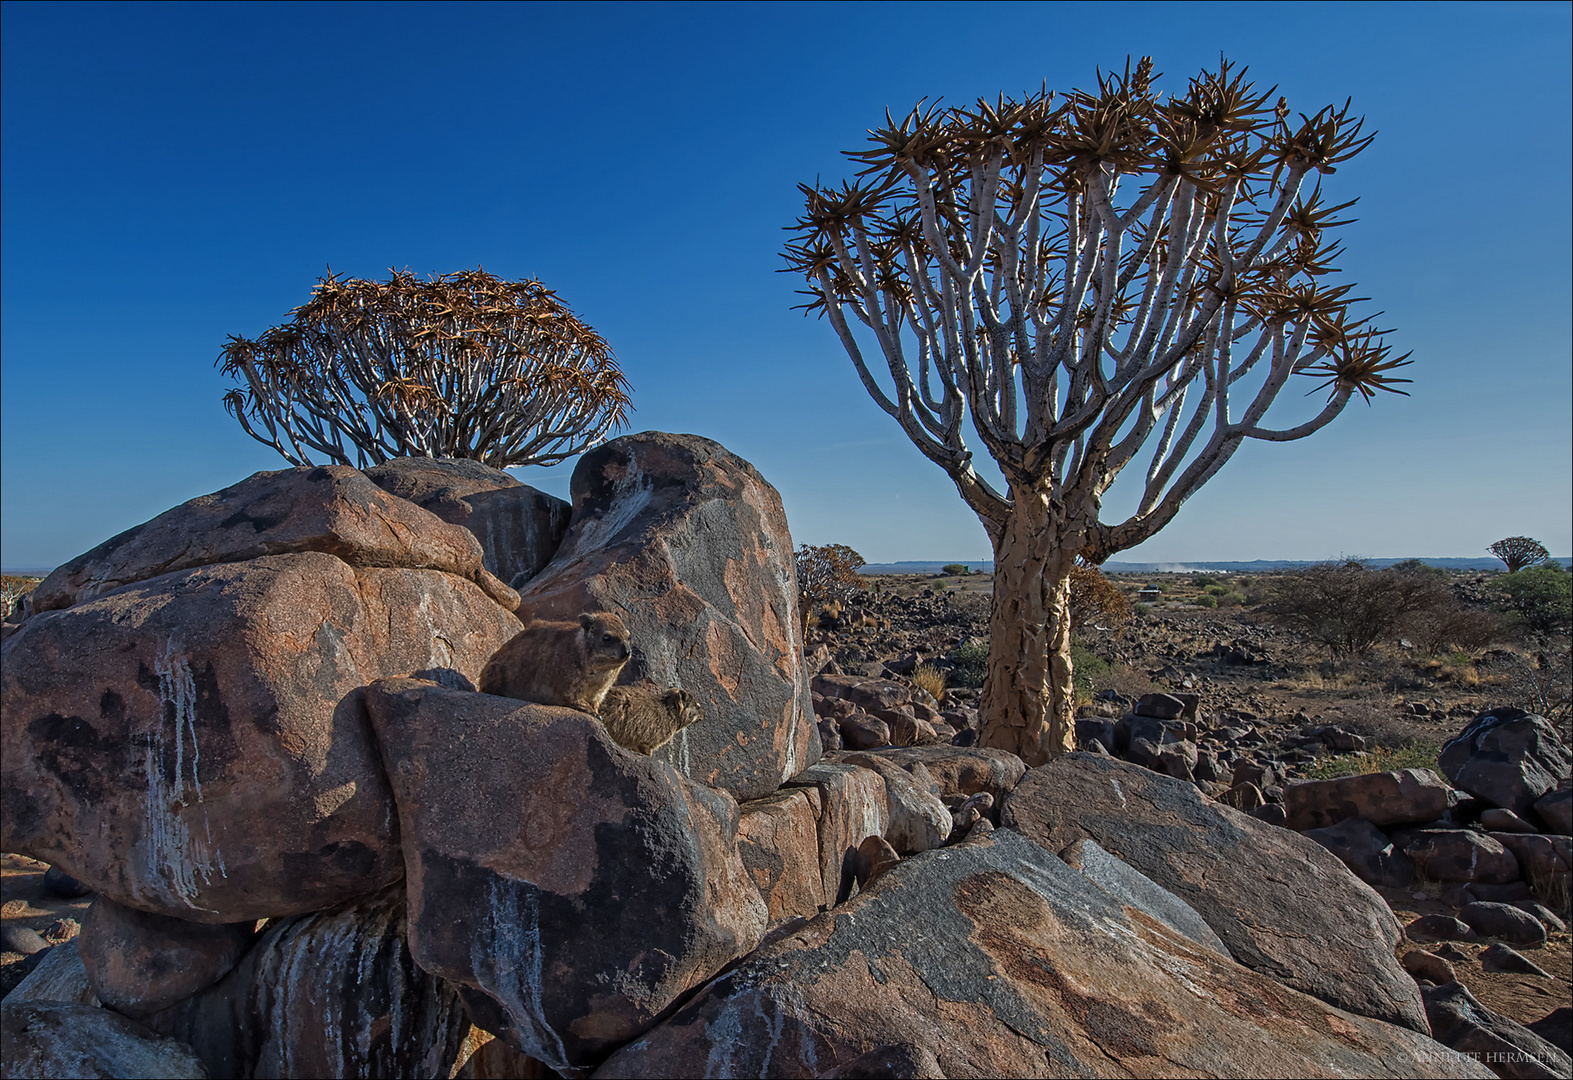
[
  {"xmin": 785, "ymin": 58, "xmax": 1406, "ymax": 762},
  {"xmin": 1496, "ymin": 563, "xmax": 1572, "ymax": 637},
  {"xmin": 1068, "ymin": 564, "xmax": 1130, "ymax": 631},
  {"xmin": 795, "ymin": 544, "xmax": 867, "ymax": 630},
  {"xmin": 219, "ymin": 268, "xmax": 631, "ymax": 468},
  {"xmin": 1489, "ymin": 536, "xmax": 1551, "ymax": 574}
]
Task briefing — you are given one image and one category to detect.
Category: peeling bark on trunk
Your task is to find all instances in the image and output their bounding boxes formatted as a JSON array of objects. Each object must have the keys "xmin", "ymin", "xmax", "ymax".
[{"xmin": 977, "ymin": 487, "xmax": 1079, "ymax": 766}]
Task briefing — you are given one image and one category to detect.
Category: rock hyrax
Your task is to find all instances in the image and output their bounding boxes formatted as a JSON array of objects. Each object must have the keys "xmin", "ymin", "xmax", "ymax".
[
  {"xmin": 479, "ymin": 612, "xmax": 631, "ymax": 713},
  {"xmin": 599, "ymin": 686, "xmax": 703, "ymax": 755}
]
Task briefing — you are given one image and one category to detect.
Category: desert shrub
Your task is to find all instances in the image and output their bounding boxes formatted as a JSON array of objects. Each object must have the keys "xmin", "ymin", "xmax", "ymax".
[
  {"xmin": 910, "ymin": 663, "xmax": 947, "ymax": 705},
  {"xmin": 1204, "ymin": 583, "xmax": 1227, "ymax": 596},
  {"xmin": 1069, "ymin": 564, "xmax": 1130, "ymax": 630},
  {"xmin": 1069, "ymin": 638, "xmax": 1111, "ymax": 681},
  {"xmin": 941, "ymin": 563, "xmax": 970, "ymax": 576},
  {"xmin": 948, "ymin": 638, "xmax": 990, "ymax": 688},
  {"xmin": 1217, "ymin": 591, "xmax": 1246, "ymax": 608},
  {"xmin": 1270, "ymin": 559, "xmax": 1450, "ymax": 659},
  {"xmin": 1408, "ymin": 601, "xmax": 1500, "ymax": 655},
  {"xmin": 1303, "ymin": 742, "xmax": 1440, "ymax": 780},
  {"xmin": 1192, "ymin": 574, "xmax": 1220, "ymax": 588},
  {"xmin": 1191, "ymin": 594, "xmax": 1219, "ymax": 608},
  {"xmin": 1494, "ymin": 564, "xmax": 1572, "ymax": 636},
  {"xmin": 1132, "ymin": 602, "xmax": 1152, "ymax": 618}
]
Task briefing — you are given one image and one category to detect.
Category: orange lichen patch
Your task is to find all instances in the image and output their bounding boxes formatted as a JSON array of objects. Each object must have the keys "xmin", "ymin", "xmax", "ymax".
[{"xmin": 705, "ymin": 621, "xmax": 743, "ymax": 700}]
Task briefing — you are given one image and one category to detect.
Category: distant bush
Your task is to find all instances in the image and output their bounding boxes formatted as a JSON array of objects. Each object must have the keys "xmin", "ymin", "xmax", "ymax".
[
  {"xmin": 941, "ymin": 563, "xmax": 970, "ymax": 576},
  {"xmin": 1495, "ymin": 564, "xmax": 1572, "ymax": 636},
  {"xmin": 1069, "ymin": 565, "xmax": 1130, "ymax": 630},
  {"xmin": 1204, "ymin": 583, "xmax": 1227, "ymax": 596},
  {"xmin": 1216, "ymin": 591, "xmax": 1246, "ymax": 608},
  {"xmin": 1270, "ymin": 559, "xmax": 1449, "ymax": 659},
  {"xmin": 1192, "ymin": 574, "xmax": 1220, "ymax": 588},
  {"xmin": 1069, "ymin": 639, "xmax": 1111, "ymax": 681},
  {"xmin": 796, "ymin": 544, "xmax": 867, "ymax": 632},
  {"xmin": 948, "ymin": 639, "xmax": 990, "ymax": 688},
  {"xmin": 1303, "ymin": 742, "xmax": 1439, "ymax": 780},
  {"xmin": 1191, "ymin": 594, "xmax": 1219, "ymax": 608},
  {"xmin": 910, "ymin": 663, "xmax": 947, "ymax": 705},
  {"xmin": 1132, "ymin": 602, "xmax": 1152, "ymax": 618}
]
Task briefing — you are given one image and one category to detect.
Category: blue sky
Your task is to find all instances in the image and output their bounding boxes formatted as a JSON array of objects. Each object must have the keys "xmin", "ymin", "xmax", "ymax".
[{"xmin": 3, "ymin": 1, "xmax": 1569, "ymax": 571}]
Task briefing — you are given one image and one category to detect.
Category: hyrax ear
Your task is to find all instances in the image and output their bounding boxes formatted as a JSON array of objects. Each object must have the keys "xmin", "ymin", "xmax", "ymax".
[{"xmin": 578, "ymin": 613, "xmax": 595, "ymax": 630}]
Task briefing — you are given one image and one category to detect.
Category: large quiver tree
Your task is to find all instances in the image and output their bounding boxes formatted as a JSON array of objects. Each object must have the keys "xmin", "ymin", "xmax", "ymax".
[
  {"xmin": 785, "ymin": 59, "xmax": 1411, "ymax": 764},
  {"xmin": 220, "ymin": 268, "xmax": 631, "ymax": 469}
]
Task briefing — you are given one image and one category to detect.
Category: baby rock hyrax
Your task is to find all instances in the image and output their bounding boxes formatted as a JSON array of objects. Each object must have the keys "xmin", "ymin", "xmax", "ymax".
[
  {"xmin": 598, "ymin": 686, "xmax": 704, "ymax": 755},
  {"xmin": 479, "ymin": 612, "xmax": 631, "ymax": 713}
]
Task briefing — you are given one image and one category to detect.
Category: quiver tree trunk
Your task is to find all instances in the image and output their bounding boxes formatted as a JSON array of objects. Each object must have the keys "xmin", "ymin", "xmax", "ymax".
[{"xmin": 977, "ymin": 486, "xmax": 1080, "ymax": 766}]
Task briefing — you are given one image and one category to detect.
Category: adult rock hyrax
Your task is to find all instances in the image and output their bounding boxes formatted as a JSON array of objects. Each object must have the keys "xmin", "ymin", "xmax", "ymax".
[
  {"xmin": 479, "ymin": 612, "xmax": 631, "ymax": 713},
  {"xmin": 598, "ymin": 686, "xmax": 704, "ymax": 755}
]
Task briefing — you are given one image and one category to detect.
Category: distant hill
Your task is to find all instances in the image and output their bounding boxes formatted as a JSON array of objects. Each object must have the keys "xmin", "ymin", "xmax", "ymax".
[{"xmin": 860, "ymin": 557, "xmax": 1572, "ymax": 576}]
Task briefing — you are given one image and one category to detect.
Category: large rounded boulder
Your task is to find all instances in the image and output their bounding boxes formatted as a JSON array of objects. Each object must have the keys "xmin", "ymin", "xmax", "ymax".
[{"xmin": 514, "ymin": 432, "xmax": 817, "ymax": 801}]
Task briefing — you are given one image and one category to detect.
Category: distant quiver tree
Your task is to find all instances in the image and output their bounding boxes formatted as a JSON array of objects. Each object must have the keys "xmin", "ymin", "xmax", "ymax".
[
  {"xmin": 1489, "ymin": 536, "xmax": 1550, "ymax": 574},
  {"xmin": 784, "ymin": 58, "xmax": 1411, "ymax": 763},
  {"xmin": 219, "ymin": 268, "xmax": 631, "ymax": 468},
  {"xmin": 795, "ymin": 544, "xmax": 867, "ymax": 631}
]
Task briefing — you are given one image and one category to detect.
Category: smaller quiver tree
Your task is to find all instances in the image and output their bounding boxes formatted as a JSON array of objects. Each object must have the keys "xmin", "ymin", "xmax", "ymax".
[
  {"xmin": 220, "ymin": 268, "xmax": 631, "ymax": 468},
  {"xmin": 795, "ymin": 544, "xmax": 867, "ymax": 631},
  {"xmin": 1489, "ymin": 536, "xmax": 1551, "ymax": 575}
]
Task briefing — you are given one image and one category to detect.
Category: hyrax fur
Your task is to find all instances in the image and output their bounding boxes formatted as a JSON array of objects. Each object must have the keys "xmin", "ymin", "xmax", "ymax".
[
  {"xmin": 599, "ymin": 686, "xmax": 704, "ymax": 755},
  {"xmin": 479, "ymin": 612, "xmax": 631, "ymax": 713}
]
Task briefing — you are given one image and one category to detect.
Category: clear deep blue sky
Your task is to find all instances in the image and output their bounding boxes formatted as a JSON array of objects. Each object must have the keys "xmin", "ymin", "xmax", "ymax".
[{"xmin": 3, "ymin": 1, "xmax": 1569, "ymax": 572}]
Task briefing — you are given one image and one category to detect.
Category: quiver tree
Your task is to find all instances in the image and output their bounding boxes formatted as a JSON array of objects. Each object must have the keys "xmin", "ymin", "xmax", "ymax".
[
  {"xmin": 1489, "ymin": 536, "xmax": 1551, "ymax": 574},
  {"xmin": 785, "ymin": 58, "xmax": 1410, "ymax": 763},
  {"xmin": 795, "ymin": 543, "xmax": 867, "ymax": 630},
  {"xmin": 219, "ymin": 268, "xmax": 631, "ymax": 468}
]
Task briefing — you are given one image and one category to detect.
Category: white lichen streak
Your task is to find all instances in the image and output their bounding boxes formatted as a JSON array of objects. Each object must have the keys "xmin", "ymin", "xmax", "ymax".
[
  {"xmin": 674, "ymin": 727, "xmax": 694, "ymax": 780},
  {"xmin": 1109, "ymin": 778, "xmax": 1128, "ymax": 808},
  {"xmin": 571, "ymin": 463, "xmax": 654, "ymax": 554},
  {"xmin": 139, "ymin": 645, "xmax": 226, "ymax": 914},
  {"xmin": 472, "ymin": 878, "xmax": 568, "ymax": 1067}
]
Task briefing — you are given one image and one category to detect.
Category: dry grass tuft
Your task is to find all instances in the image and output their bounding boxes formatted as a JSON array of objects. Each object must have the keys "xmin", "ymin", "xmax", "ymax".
[{"xmin": 910, "ymin": 663, "xmax": 947, "ymax": 706}]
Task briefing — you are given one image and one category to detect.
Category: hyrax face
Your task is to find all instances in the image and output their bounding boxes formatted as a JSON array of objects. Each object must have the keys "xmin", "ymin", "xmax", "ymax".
[{"xmin": 579, "ymin": 611, "xmax": 631, "ymax": 669}]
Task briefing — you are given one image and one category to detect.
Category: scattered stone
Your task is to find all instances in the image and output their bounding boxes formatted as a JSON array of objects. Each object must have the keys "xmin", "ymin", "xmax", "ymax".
[
  {"xmin": 853, "ymin": 835, "xmax": 901, "ymax": 888},
  {"xmin": 1, "ymin": 1000, "xmax": 209, "ymax": 1080},
  {"xmin": 596, "ymin": 830, "xmax": 1484, "ymax": 1079},
  {"xmin": 1481, "ymin": 807, "xmax": 1539, "ymax": 833},
  {"xmin": 1489, "ymin": 832, "xmax": 1572, "ymax": 893},
  {"xmin": 1002, "ymin": 753, "xmax": 1428, "ymax": 1031},
  {"xmin": 78, "ymin": 895, "xmax": 257, "ymax": 1017},
  {"xmin": 1532, "ymin": 783, "xmax": 1571, "ymax": 835},
  {"xmin": 41, "ymin": 866, "xmax": 92, "ymax": 898},
  {"xmin": 1401, "ymin": 829, "xmax": 1520, "ymax": 884},
  {"xmin": 365, "ymin": 678, "xmax": 766, "ymax": 1073},
  {"xmin": 1074, "ymin": 716, "xmax": 1115, "ymax": 753},
  {"xmin": 1469, "ymin": 880, "xmax": 1533, "ymax": 903},
  {"xmin": 1219, "ymin": 781, "xmax": 1266, "ymax": 811},
  {"xmin": 1510, "ymin": 901, "xmax": 1566, "ymax": 933},
  {"xmin": 1527, "ymin": 1008, "xmax": 1572, "ymax": 1057},
  {"xmin": 4, "ymin": 939, "xmax": 99, "ymax": 1006},
  {"xmin": 1480, "ymin": 943, "xmax": 1551, "ymax": 977},
  {"xmin": 1406, "ymin": 915, "xmax": 1479, "ymax": 943},
  {"xmin": 784, "ymin": 761, "xmax": 891, "ymax": 907},
  {"xmin": 1439, "ymin": 709, "xmax": 1572, "ymax": 816},
  {"xmin": 832, "ymin": 752, "xmax": 949, "ymax": 854},
  {"xmin": 817, "ymin": 716, "xmax": 843, "ymax": 751},
  {"xmin": 514, "ymin": 433, "xmax": 817, "ymax": 802},
  {"xmin": 736, "ymin": 786, "xmax": 827, "ymax": 925},
  {"xmin": 1, "ymin": 923, "xmax": 49, "ymax": 956},
  {"xmin": 1458, "ymin": 902, "xmax": 1548, "ymax": 948},
  {"xmin": 1303, "ymin": 816, "xmax": 1416, "ymax": 889},
  {"xmin": 1401, "ymin": 949, "xmax": 1457, "ymax": 985},
  {"xmin": 1249, "ymin": 802, "xmax": 1289, "ymax": 827},
  {"xmin": 1133, "ymin": 692, "xmax": 1185, "ymax": 719},
  {"xmin": 1284, "ymin": 768, "xmax": 1457, "ymax": 831},
  {"xmin": 838, "ymin": 710, "xmax": 892, "ymax": 750},
  {"xmin": 849, "ymin": 745, "xmax": 1026, "ymax": 810},
  {"xmin": 1422, "ymin": 981, "xmax": 1571, "ymax": 1080}
]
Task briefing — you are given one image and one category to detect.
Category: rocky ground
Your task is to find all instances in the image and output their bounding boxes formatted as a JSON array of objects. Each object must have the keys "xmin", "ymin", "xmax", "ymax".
[{"xmin": 802, "ymin": 568, "xmax": 1572, "ymax": 1044}]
